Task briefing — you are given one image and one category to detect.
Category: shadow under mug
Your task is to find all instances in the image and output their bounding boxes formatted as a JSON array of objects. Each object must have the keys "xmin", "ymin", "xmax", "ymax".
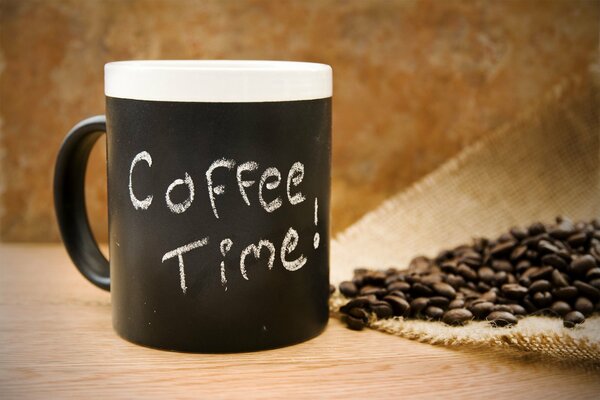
[{"xmin": 54, "ymin": 60, "xmax": 332, "ymax": 352}]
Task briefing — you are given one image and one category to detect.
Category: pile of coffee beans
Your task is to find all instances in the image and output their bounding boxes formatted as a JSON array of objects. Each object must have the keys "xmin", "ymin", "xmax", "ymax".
[{"xmin": 333, "ymin": 217, "xmax": 600, "ymax": 330}]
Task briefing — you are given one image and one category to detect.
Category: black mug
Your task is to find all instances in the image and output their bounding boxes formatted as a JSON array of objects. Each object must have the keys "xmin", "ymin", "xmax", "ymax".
[{"xmin": 54, "ymin": 60, "xmax": 332, "ymax": 352}]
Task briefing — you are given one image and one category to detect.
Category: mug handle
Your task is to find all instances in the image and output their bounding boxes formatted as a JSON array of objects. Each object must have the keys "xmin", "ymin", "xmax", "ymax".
[{"xmin": 54, "ymin": 115, "xmax": 110, "ymax": 291}]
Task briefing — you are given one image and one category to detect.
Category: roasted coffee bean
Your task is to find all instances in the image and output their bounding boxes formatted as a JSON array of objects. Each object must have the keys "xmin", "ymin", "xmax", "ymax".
[
  {"xmin": 541, "ymin": 254, "xmax": 568, "ymax": 270},
  {"xmin": 532, "ymin": 291, "xmax": 553, "ymax": 307},
  {"xmin": 388, "ymin": 290, "xmax": 407, "ymax": 300},
  {"xmin": 567, "ymin": 232, "xmax": 588, "ymax": 247},
  {"xmin": 410, "ymin": 297, "xmax": 430, "ymax": 315},
  {"xmin": 590, "ymin": 278, "xmax": 600, "ymax": 290},
  {"xmin": 486, "ymin": 311, "xmax": 518, "ymax": 327},
  {"xmin": 360, "ymin": 285, "xmax": 387, "ymax": 297},
  {"xmin": 490, "ymin": 240, "xmax": 517, "ymax": 257},
  {"xmin": 432, "ymin": 282, "xmax": 457, "ymax": 299},
  {"xmin": 492, "ymin": 260, "xmax": 514, "ymax": 272},
  {"xmin": 457, "ymin": 263, "xmax": 478, "ymax": 281},
  {"xmin": 586, "ymin": 268, "xmax": 600, "ymax": 280},
  {"xmin": 445, "ymin": 274, "xmax": 465, "ymax": 289},
  {"xmin": 508, "ymin": 304, "xmax": 527, "ymax": 316},
  {"xmin": 411, "ymin": 282, "xmax": 434, "ymax": 297},
  {"xmin": 502, "ymin": 284, "xmax": 528, "ymax": 300},
  {"xmin": 408, "ymin": 256, "xmax": 432, "ymax": 273},
  {"xmin": 538, "ymin": 240, "xmax": 561, "ymax": 255},
  {"xmin": 528, "ymin": 279, "xmax": 552, "ymax": 294},
  {"xmin": 573, "ymin": 280, "xmax": 600, "ymax": 302},
  {"xmin": 510, "ymin": 245, "xmax": 528, "ymax": 261},
  {"xmin": 551, "ymin": 269, "xmax": 569, "ymax": 287},
  {"xmin": 551, "ymin": 301, "xmax": 571, "ymax": 317},
  {"xmin": 493, "ymin": 304, "xmax": 513, "ymax": 313},
  {"xmin": 480, "ymin": 289, "xmax": 498, "ymax": 303},
  {"xmin": 510, "ymin": 227, "xmax": 528, "ymax": 240},
  {"xmin": 387, "ymin": 281, "xmax": 411, "ymax": 292},
  {"xmin": 421, "ymin": 274, "xmax": 443, "ymax": 286},
  {"xmin": 442, "ymin": 308, "xmax": 473, "ymax": 326},
  {"xmin": 522, "ymin": 295, "xmax": 538, "ymax": 313},
  {"xmin": 425, "ymin": 306, "xmax": 444, "ymax": 319},
  {"xmin": 340, "ymin": 297, "xmax": 371, "ymax": 313},
  {"xmin": 428, "ymin": 296, "xmax": 450, "ymax": 308},
  {"xmin": 528, "ymin": 222, "xmax": 546, "ymax": 236},
  {"xmin": 344, "ymin": 315, "xmax": 366, "ymax": 330},
  {"xmin": 478, "ymin": 267, "xmax": 495, "ymax": 284},
  {"xmin": 348, "ymin": 307, "xmax": 369, "ymax": 321},
  {"xmin": 329, "ymin": 284, "xmax": 336, "ymax": 295},
  {"xmin": 469, "ymin": 301, "xmax": 494, "ymax": 319},
  {"xmin": 569, "ymin": 255, "xmax": 597, "ymax": 275},
  {"xmin": 384, "ymin": 274, "xmax": 401, "ymax": 286},
  {"xmin": 553, "ymin": 286, "xmax": 578, "ymax": 300},
  {"xmin": 384, "ymin": 295, "xmax": 410, "ymax": 317},
  {"xmin": 370, "ymin": 301, "xmax": 394, "ymax": 319},
  {"xmin": 529, "ymin": 266, "xmax": 554, "ymax": 281},
  {"xmin": 477, "ymin": 281, "xmax": 492, "ymax": 292},
  {"xmin": 574, "ymin": 297, "xmax": 594, "ymax": 316},
  {"xmin": 339, "ymin": 281, "xmax": 358, "ymax": 297},
  {"xmin": 563, "ymin": 311, "xmax": 585, "ymax": 328},
  {"xmin": 449, "ymin": 299, "xmax": 465, "ymax": 309},
  {"xmin": 493, "ymin": 271, "xmax": 508, "ymax": 286},
  {"xmin": 363, "ymin": 271, "xmax": 387, "ymax": 286}
]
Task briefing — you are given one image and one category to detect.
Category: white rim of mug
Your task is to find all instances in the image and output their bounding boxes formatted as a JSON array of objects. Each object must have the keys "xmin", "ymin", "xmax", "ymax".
[{"xmin": 105, "ymin": 60, "xmax": 332, "ymax": 103}]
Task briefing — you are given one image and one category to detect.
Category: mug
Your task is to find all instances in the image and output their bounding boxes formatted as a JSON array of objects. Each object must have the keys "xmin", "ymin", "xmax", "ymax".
[{"xmin": 54, "ymin": 60, "xmax": 332, "ymax": 352}]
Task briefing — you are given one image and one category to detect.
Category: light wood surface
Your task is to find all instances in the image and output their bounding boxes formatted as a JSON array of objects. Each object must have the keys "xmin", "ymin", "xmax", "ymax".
[{"xmin": 1, "ymin": 244, "xmax": 599, "ymax": 399}]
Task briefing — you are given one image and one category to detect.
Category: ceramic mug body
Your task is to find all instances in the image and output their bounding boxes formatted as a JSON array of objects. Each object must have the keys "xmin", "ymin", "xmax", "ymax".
[{"xmin": 54, "ymin": 61, "xmax": 332, "ymax": 352}]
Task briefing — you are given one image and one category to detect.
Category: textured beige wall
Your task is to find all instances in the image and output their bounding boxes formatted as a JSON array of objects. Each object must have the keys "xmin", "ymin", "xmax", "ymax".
[{"xmin": 0, "ymin": 0, "xmax": 598, "ymax": 242}]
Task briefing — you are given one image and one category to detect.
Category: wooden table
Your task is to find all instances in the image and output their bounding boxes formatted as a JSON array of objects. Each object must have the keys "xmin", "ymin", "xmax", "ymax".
[{"xmin": 1, "ymin": 244, "xmax": 599, "ymax": 399}]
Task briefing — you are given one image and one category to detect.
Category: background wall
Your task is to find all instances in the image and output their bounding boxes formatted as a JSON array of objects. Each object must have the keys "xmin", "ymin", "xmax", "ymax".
[{"xmin": 0, "ymin": 0, "xmax": 598, "ymax": 242}]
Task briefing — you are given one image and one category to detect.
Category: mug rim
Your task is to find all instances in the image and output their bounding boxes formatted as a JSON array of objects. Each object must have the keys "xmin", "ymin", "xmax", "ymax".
[{"xmin": 105, "ymin": 60, "xmax": 332, "ymax": 103}]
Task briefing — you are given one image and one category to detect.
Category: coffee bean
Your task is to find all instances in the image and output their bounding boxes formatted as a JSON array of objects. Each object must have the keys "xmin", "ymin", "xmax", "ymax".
[
  {"xmin": 490, "ymin": 240, "xmax": 517, "ymax": 257},
  {"xmin": 522, "ymin": 295, "xmax": 538, "ymax": 313},
  {"xmin": 529, "ymin": 266, "xmax": 554, "ymax": 280},
  {"xmin": 493, "ymin": 304, "xmax": 513, "ymax": 313},
  {"xmin": 412, "ymin": 283, "xmax": 435, "ymax": 297},
  {"xmin": 383, "ymin": 295, "xmax": 410, "ymax": 317},
  {"xmin": 553, "ymin": 286, "xmax": 578, "ymax": 300},
  {"xmin": 502, "ymin": 283, "xmax": 528, "ymax": 300},
  {"xmin": 387, "ymin": 281, "xmax": 411, "ymax": 292},
  {"xmin": 445, "ymin": 274, "xmax": 465, "ymax": 289},
  {"xmin": 432, "ymin": 282, "xmax": 457, "ymax": 299},
  {"xmin": 348, "ymin": 307, "xmax": 369, "ymax": 321},
  {"xmin": 569, "ymin": 255, "xmax": 597, "ymax": 275},
  {"xmin": 442, "ymin": 308, "xmax": 473, "ymax": 326},
  {"xmin": 508, "ymin": 304, "xmax": 527, "ymax": 316},
  {"xmin": 541, "ymin": 254, "xmax": 568, "ymax": 270},
  {"xmin": 428, "ymin": 296, "xmax": 450, "ymax": 308},
  {"xmin": 457, "ymin": 264, "xmax": 478, "ymax": 281},
  {"xmin": 370, "ymin": 301, "xmax": 394, "ymax": 319},
  {"xmin": 478, "ymin": 267, "xmax": 495, "ymax": 284},
  {"xmin": 480, "ymin": 289, "xmax": 498, "ymax": 303},
  {"xmin": 563, "ymin": 311, "xmax": 585, "ymax": 328},
  {"xmin": 421, "ymin": 274, "xmax": 443, "ymax": 286},
  {"xmin": 493, "ymin": 271, "xmax": 508, "ymax": 285},
  {"xmin": 425, "ymin": 306, "xmax": 444, "ymax": 319},
  {"xmin": 551, "ymin": 269, "xmax": 569, "ymax": 287},
  {"xmin": 344, "ymin": 315, "xmax": 366, "ymax": 330},
  {"xmin": 486, "ymin": 311, "xmax": 517, "ymax": 327},
  {"xmin": 551, "ymin": 301, "xmax": 571, "ymax": 317},
  {"xmin": 528, "ymin": 279, "xmax": 552, "ymax": 294},
  {"xmin": 567, "ymin": 232, "xmax": 588, "ymax": 247},
  {"xmin": 329, "ymin": 284, "xmax": 336, "ymax": 295},
  {"xmin": 449, "ymin": 299, "xmax": 465, "ymax": 309},
  {"xmin": 360, "ymin": 285, "xmax": 387, "ymax": 297},
  {"xmin": 574, "ymin": 297, "xmax": 594, "ymax": 316},
  {"xmin": 384, "ymin": 274, "xmax": 401, "ymax": 286},
  {"xmin": 410, "ymin": 297, "xmax": 430, "ymax": 315},
  {"xmin": 528, "ymin": 222, "xmax": 546, "ymax": 236},
  {"xmin": 573, "ymin": 280, "xmax": 600, "ymax": 301},
  {"xmin": 538, "ymin": 240, "xmax": 561, "ymax": 255},
  {"xmin": 532, "ymin": 291, "xmax": 553, "ymax": 307},
  {"xmin": 339, "ymin": 281, "xmax": 358, "ymax": 297},
  {"xmin": 510, "ymin": 245, "xmax": 528, "ymax": 261},
  {"xmin": 388, "ymin": 290, "xmax": 407, "ymax": 300},
  {"xmin": 516, "ymin": 260, "xmax": 532, "ymax": 273},
  {"xmin": 586, "ymin": 268, "xmax": 600, "ymax": 280},
  {"xmin": 492, "ymin": 260, "xmax": 514, "ymax": 272},
  {"xmin": 469, "ymin": 301, "xmax": 494, "ymax": 319},
  {"xmin": 340, "ymin": 297, "xmax": 371, "ymax": 313},
  {"xmin": 590, "ymin": 278, "xmax": 600, "ymax": 290},
  {"xmin": 510, "ymin": 227, "xmax": 528, "ymax": 240}
]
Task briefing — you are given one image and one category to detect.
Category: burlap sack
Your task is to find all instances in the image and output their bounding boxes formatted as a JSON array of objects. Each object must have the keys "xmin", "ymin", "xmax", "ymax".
[{"xmin": 329, "ymin": 71, "xmax": 600, "ymax": 365}]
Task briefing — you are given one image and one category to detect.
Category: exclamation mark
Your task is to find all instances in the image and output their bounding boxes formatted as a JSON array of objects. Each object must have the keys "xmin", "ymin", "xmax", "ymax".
[{"xmin": 313, "ymin": 197, "xmax": 320, "ymax": 249}]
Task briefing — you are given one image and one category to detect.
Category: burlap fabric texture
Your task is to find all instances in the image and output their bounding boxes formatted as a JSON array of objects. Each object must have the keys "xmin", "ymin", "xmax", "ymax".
[{"xmin": 329, "ymin": 72, "xmax": 600, "ymax": 365}]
